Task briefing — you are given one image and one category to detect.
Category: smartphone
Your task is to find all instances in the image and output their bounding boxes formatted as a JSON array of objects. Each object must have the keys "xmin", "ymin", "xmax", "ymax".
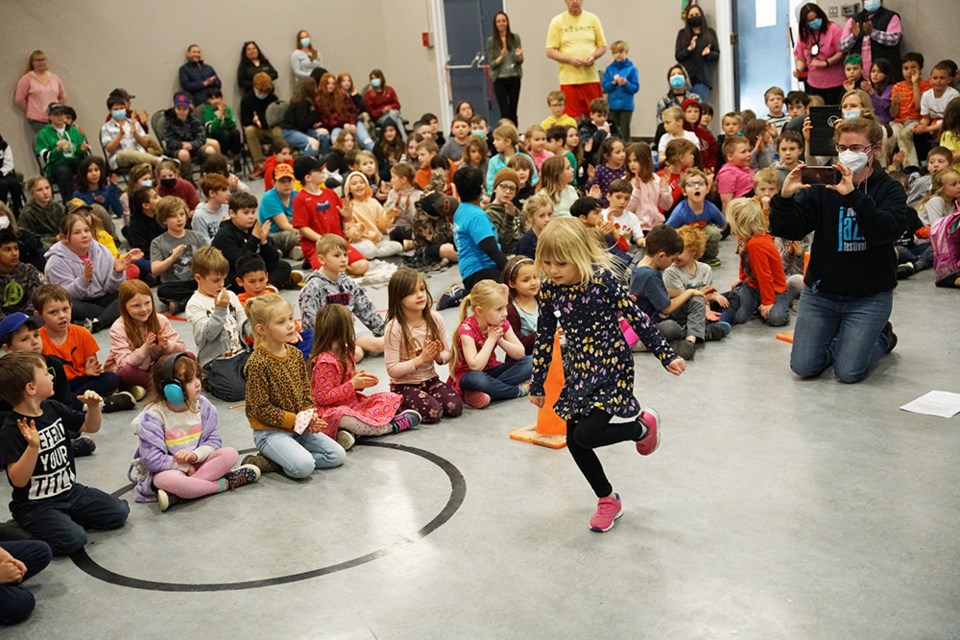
[
  {"xmin": 800, "ymin": 166, "xmax": 840, "ymax": 186},
  {"xmin": 808, "ymin": 105, "xmax": 842, "ymax": 157}
]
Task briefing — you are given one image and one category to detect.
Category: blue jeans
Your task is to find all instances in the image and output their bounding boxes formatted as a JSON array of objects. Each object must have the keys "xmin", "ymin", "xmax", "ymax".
[
  {"xmin": 12, "ymin": 484, "xmax": 129, "ymax": 556},
  {"xmin": 332, "ymin": 121, "xmax": 374, "ymax": 151},
  {"xmin": 460, "ymin": 356, "xmax": 533, "ymax": 400},
  {"xmin": 281, "ymin": 128, "xmax": 331, "ymax": 157},
  {"xmin": 691, "ymin": 82, "xmax": 711, "ymax": 103},
  {"xmin": 253, "ymin": 429, "xmax": 345, "ymax": 479},
  {"xmin": 0, "ymin": 540, "xmax": 51, "ymax": 625},
  {"xmin": 731, "ymin": 283, "xmax": 790, "ymax": 327},
  {"xmin": 790, "ymin": 287, "xmax": 893, "ymax": 384}
]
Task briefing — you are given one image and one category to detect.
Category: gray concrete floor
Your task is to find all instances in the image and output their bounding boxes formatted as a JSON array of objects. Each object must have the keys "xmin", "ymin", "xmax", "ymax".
[{"xmin": 3, "ymin": 189, "xmax": 959, "ymax": 638}]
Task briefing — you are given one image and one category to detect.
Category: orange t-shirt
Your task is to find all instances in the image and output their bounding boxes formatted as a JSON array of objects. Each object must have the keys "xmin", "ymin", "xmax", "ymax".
[
  {"xmin": 891, "ymin": 79, "xmax": 931, "ymax": 123},
  {"xmin": 39, "ymin": 325, "xmax": 100, "ymax": 380}
]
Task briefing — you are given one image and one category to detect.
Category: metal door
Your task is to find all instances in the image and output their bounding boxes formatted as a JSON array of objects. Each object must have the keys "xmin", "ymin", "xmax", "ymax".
[
  {"xmin": 443, "ymin": 0, "xmax": 504, "ymax": 123},
  {"xmin": 732, "ymin": 0, "xmax": 793, "ymax": 115}
]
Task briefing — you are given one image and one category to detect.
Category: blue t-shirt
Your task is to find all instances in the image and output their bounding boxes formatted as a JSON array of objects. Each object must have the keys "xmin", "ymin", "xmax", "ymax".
[
  {"xmin": 629, "ymin": 266, "xmax": 670, "ymax": 319},
  {"xmin": 454, "ymin": 202, "xmax": 499, "ymax": 280},
  {"xmin": 258, "ymin": 188, "xmax": 299, "ymax": 228},
  {"xmin": 665, "ymin": 199, "xmax": 726, "ymax": 230}
]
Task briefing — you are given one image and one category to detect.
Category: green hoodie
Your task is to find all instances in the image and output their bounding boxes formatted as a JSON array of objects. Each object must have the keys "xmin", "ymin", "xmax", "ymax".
[
  {"xmin": 34, "ymin": 124, "xmax": 88, "ymax": 176},
  {"xmin": 19, "ymin": 199, "xmax": 65, "ymax": 249}
]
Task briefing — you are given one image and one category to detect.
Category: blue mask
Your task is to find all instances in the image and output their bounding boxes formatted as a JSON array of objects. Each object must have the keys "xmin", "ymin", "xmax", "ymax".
[
  {"xmin": 808, "ymin": 18, "xmax": 823, "ymax": 30},
  {"xmin": 300, "ymin": 37, "xmax": 311, "ymax": 48},
  {"xmin": 141, "ymin": 180, "xmax": 153, "ymax": 188},
  {"xmin": 844, "ymin": 108, "xmax": 861, "ymax": 120},
  {"xmin": 863, "ymin": 0, "xmax": 881, "ymax": 11},
  {"xmin": 254, "ymin": 91, "xmax": 267, "ymax": 99},
  {"xmin": 669, "ymin": 75, "xmax": 686, "ymax": 89},
  {"xmin": 371, "ymin": 78, "xmax": 382, "ymax": 88},
  {"xmin": 112, "ymin": 109, "xmax": 127, "ymax": 121}
]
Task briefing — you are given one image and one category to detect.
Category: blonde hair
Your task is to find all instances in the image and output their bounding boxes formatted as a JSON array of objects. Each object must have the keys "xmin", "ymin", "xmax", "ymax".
[
  {"xmin": 244, "ymin": 294, "xmax": 290, "ymax": 348},
  {"xmin": 448, "ymin": 280, "xmax": 508, "ymax": 375},
  {"xmin": 921, "ymin": 168, "xmax": 960, "ymax": 208},
  {"xmin": 493, "ymin": 123, "xmax": 519, "ymax": 148},
  {"xmin": 675, "ymin": 225, "xmax": 707, "ymax": 259},
  {"xmin": 726, "ymin": 198, "xmax": 769, "ymax": 240},
  {"xmin": 156, "ymin": 196, "xmax": 189, "ymax": 224},
  {"xmin": 523, "ymin": 192, "xmax": 553, "ymax": 222},
  {"xmin": 754, "ymin": 167, "xmax": 779, "ymax": 188},
  {"xmin": 316, "ymin": 233, "xmax": 348, "ymax": 257},
  {"xmin": 680, "ymin": 168, "xmax": 708, "ymax": 189},
  {"xmin": 661, "ymin": 106, "xmax": 683, "ymax": 123},
  {"xmin": 536, "ymin": 155, "xmax": 568, "ymax": 200},
  {"xmin": 192, "ymin": 246, "xmax": 229, "ymax": 277},
  {"xmin": 610, "ymin": 40, "xmax": 629, "ymax": 54},
  {"xmin": 534, "ymin": 216, "xmax": 611, "ymax": 288},
  {"xmin": 547, "ymin": 90, "xmax": 565, "ymax": 105},
  {"xmin": 524, "ymin": 124, "xmax": 546, "ymax": 147}
]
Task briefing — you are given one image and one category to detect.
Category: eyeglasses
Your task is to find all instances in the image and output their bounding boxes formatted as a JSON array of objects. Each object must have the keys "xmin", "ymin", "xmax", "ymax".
[
  {"xmin": 496, "ymin": 184, "xmax": 517, "ymax": 192},
  {"xmin": 835, "ymin": 144, "xmax": 873, "ymax": 153},
  {"xmin": 685, "ymin": 181, "xmax": 706, "ymax": 188}
]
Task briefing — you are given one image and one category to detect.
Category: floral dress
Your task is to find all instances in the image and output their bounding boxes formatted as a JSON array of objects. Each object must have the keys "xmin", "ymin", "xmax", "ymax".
[
  {"xmin": 531, "ymin": 267, "xmax": 677, "ymax": 421},
  {"xmin": 311, "ymin": 352, "xmax": 402, "ymax": 437}
]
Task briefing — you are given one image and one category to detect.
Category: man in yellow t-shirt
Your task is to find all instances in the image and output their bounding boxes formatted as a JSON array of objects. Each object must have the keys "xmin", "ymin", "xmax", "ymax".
[{"xmin": 545, "ymin": 0, "xmax": 608, "ymax": 120}]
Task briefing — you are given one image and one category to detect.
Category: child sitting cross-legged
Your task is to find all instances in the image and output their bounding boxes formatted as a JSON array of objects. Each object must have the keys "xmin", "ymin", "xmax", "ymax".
[
  {"xmin": 484, "ymin": 168, "xmax": 526, "ymax": 255},
  {"xmin": 666, "ymin": 169, "xmax": 726, "ymax": 267},
  {"xmin": 211, "ymin": 191, "xmax": 292, "ymax": 291},
  {"xmin": 0, "ymin": 228, "xmax": 42, "ymax": 320},
  {"xmin": 192, "ymin": 174, "xmax": 230, "ymax": 243},
  {"xmin": 341, "ymin": 171, "xmax": 403, "ymax": 259},
  {"xmin": 150, "ymin": 196, "xmax": 209, "ymax": 315},
  {"xmin": 726, "ymin": 198, "xmax": 789, "ymax": 327},
  {"xmin": 604, "ymin": 178, "xmax": 645, "ymax": 255},
  {"xmin": 384, "ymin": 268, "xmax": 462, "ymax": 423},
  {"xmin": 299, "ymin": 234, "xmax": 385, "ymax": 363},
  {"xmin": 0, "ymin": 351, "xmax": 129, "ymax": 555},
  {"xmin": 235, "ymin": 254, "xmax": 312, "ymax": 360},
  {"xmin": 130, "ymin": 354, "xmax": 259, "ymax": 512},
  {"xmin": 663, "ymin": 225, "xmax": 738, "ymax": 333},
  {"xmin": 501, "ymin": 256, "xmax": 540, "ymax": 358},
  {"xmin": 630, "ymin": 224, "xmax": 725, "ymax": 362},
  {"xmin": 241, "ymin": 294, "xmax": 346, "ymax": 477},
  {"xmin": 310, "ymin": 304, "xmax": 422, "ymax": 443},
  {"xmin": 185, "ymin": 247, "xmax": 252, "ymax": 401},
  {"xmin": 515, "ymin": 193, "xmax": 553, "ymax": 259}
]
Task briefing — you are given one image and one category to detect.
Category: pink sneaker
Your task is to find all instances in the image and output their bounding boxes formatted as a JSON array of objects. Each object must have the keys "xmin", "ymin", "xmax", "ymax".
[
  {"xmin": 463, "ymin": 390, "xmax": 491, "ymax": 409},
  {"xmin": 589, "ymin": 493, "xmax": 623, "ymax": 532},
  {"xmin": 636, "ymin": 408, "xmax": 661, "ymax": 456}
]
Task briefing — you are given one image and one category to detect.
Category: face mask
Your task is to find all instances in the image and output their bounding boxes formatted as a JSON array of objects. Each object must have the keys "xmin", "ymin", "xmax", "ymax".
[
  {"xmin": 112, "ymin": 109, "xmax": 127, "ymax": 121},
  {"xmin": 808, "ymin": 18, "xmax": 823, "ymax": 30},
  {"xmin": 371, "ymin": 78, "xmax": 382, "ymax": 88},
  {"xmin": 669, "ymin": 75, "xmax": 686, "ymax": 89},
  {"xmin": 687, "ymin": 15, "xmax": 703, "ymax": 27},
  {"xmin": 843, "ymin": 108, "xmax": 861, "ymax": 120},
  {"xmin": 0, "ymin": 217, "xmax": 9, "ymax": 230},
  {"xmin": 839, "ymin": 149, "xmax": 870, "ymax": 173},
  {"xmin": 255, "ymin": 91, "xmax": 267, "ymax": 99},
  {"xmin": 863, "ymin": 0, "xmax": 881, "ymax": 11},
  {"xmin": 141, "ymin": 180, "xmax": 153, "ymax": 188},
  {"xmin": 300, "ymin": 37, "xmax": 311, "ymax": 48},
  {"xmin": 160, "ymin": 178, "xmax": 177, "ymax": 188},
  {"xmin": 472, "ymin": 130, "xmax": 486, "ymax": 137}
]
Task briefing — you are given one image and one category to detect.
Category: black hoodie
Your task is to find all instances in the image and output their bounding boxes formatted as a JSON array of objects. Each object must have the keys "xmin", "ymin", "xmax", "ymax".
[{"xmin": 770, "ymin": 167, "xmax": 909, "ymax": 295}]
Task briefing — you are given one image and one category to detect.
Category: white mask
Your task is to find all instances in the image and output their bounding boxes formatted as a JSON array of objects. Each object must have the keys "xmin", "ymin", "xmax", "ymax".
[
  {"xmin": 839, "ymin": 149, "xmax": 869, "ymax": 173},
  {"xmin": 0, "ymin": 217, "xmax": 9, "ymax": 229}
]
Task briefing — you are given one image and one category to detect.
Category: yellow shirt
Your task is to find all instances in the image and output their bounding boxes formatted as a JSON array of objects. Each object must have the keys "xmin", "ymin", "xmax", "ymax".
[
  {"xmin": 940, "ymin": 131, "xmax": 960, "ymax": 172},
  {"xmin": 542, "ymin": 114, "xmax": 578, "ymax": 130},
  {"xmin": 546, "ymin": 10, "xmax": 606, "ymax": 86},
  {"xmin": 97, "ymin": 229, "xmax": 119, "ymax": 257}
]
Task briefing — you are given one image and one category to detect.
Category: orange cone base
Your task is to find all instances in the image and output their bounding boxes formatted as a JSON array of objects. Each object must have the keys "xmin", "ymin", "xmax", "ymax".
[
  {"xmin": 776, "ymin": 330, "xmax": 795, "ymax": 344},
  {"xmin": 509, "ymin": 423, "xmax": 567, "ymax": 449}
]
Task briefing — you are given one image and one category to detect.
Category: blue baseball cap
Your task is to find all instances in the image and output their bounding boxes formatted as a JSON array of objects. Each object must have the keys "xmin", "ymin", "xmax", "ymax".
[{"xmin": 0, "ymin": 313, "xmax": 44, "ymax": 343}]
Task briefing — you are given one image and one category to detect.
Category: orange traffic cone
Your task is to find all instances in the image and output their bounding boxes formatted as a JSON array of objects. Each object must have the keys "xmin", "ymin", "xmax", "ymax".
[{"xmin": 510, "ymin": 332, "xmax": 567, "ymax": 449}]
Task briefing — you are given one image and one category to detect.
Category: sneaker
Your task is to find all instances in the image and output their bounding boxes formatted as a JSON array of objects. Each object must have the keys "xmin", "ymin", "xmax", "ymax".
[
  {"xmin": 286, "ymin": 271, "xmax": 304, "ymax": 288},
  {"xmin": 102, "ymin": 392, "xmax": 135, "ymax": 413},
  {"xmin": 157, "ymin": 489, "xmax": 179, "ymax": 512},
  {"xmin": 896, "ymin": 262, "xmax": 915, "ymax": 279},
  {"xmin": 517, "ymin": 383, "xmax": 530, "ymax": 398},
  {"xmin": 242, "ymin": 453, "xmax": 281, "ymax": 474},
  {"xmin": 223, "ymin": 464, "xmax": 260, "ymax": 490},
  {"xmin": 437, "ymin": 285, "xmax": 465, "ymax": 310},
  {"xmin": 704, "ymin": 323, "xmax": 727, "ymax": 341},
  {"xmin": 248, "ymin": 164, "xmax": 265, "ymax": 179},
  {"xmin": 589, "ymin": 493, "xmax": 623, "ymax": 532},
  {"xmin": 71, "ymin": 435, "xmax": 96, "ymax": 457},
  {"xmin": 636, "ymin": 408, "xmax": 661, "ymax": 456},
  {"xmin": 670, "ymin": 339, "xmax": 696, "ymax": 361},
  {"xmin": 704, "ymin": 257, "xmax": 722, "ymax": 267},
  {"xmin": 75, "ymin": 317, "xmax": 101, "ymax": 333},
  {"xmin": 391, "ymin": 409, "xmax": 422, "ymax": 432},
  {"xmin": 714, "ymin": 321, "xmax": 732, "ymax": 337},
  {"xmin": 463, "ymin": 390, "xmax": 491, "ymax": 409},
  {"xmin": 881, "ymin": 321, "xmax": 898, "ymax": 354},
  {"xmin": 336, "ymin": 430, "xmax": 356, "ymax": 450},
  {"xmin": 290, "ymin": 246, "xmax": 304, "ymax": 261},
  {"xmin": 129, "ymin": 385, "xmax": 147, "ymax": 402}
]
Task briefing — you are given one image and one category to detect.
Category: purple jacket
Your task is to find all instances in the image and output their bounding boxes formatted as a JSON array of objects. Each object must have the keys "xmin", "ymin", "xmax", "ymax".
[
  {"xmin": 44, "ymin": 240, "xmax": 124, "ymax": 300},
  {"xmin": 128, "ymin": 396, "xmax": 221, "ymax": 502}
]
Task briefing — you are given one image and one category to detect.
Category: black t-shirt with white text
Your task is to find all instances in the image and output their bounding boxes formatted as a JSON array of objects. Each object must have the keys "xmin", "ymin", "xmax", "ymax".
[{"xmin": 0, "ymin": 400, "xmax": 84, "ymax": 504}]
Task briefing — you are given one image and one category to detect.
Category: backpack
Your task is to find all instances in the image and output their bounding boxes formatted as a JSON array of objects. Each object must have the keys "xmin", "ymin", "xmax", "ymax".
[{"xmin": 930, "ymin": 208, "xmax": 960, "ymax": 288}]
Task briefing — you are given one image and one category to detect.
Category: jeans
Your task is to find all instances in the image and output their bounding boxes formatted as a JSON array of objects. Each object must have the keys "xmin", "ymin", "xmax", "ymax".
[
  {"xmin": 0, "ymin": 540, "xmax": 52, "ymax": 625},
  {"xmin": 69, "ymin": 373, "xmax": 119, "ymax": 406},
  {"xmin": 731, "ymin": 283, "xmax": 790, "ymax": 327},
  {"xmin": 790, "ymin": 286, "xmax": 893, "ymax": 384},
  {"xmin": 691, "ymin": 82, "xmax": 711, "ymax": 103},
  {"xmin": 567, "ymin": 408, "xmax": 644, "ymax": 498},
  {"xmin": 253, "ymin": 429, "xmax": 346, "ymax": 479},
  {"xmin": 332, "ymin": 121, "xmax": 374, "ymax": 151},
  {"xmin": 11, "ymin": 484, "xmax": 129, "ymax": 556},
  {"xmin": 281, "ymin": 128, "xmax": 330, "ymax": 157},
  {"xmin": 460, "ymin": 356, "xmax": 533, "ymax": 401}
]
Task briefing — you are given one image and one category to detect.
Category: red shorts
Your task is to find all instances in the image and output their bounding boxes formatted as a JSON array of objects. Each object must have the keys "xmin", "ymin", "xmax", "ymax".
[
  {"xmin": 304, "ymin": 241, "xmax": 366, "ymax": 270},
  {"xmin": 561, "ymin": 83, "xmax": 603, "ymax": 120}
]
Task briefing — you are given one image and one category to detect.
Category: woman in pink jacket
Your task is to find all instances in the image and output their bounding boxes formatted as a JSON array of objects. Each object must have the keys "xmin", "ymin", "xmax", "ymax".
[
  {"xmin": 15, "ymin": 51, "xmax": 67, "ymax": 133},
  {"xmin": 794, "ymin": 4, "xmax": 847, "ymax": 105}
]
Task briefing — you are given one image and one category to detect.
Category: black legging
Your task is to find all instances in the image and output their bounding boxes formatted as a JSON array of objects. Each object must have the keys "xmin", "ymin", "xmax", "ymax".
[
  {"xmin": 806, "ymin": 84, "xmax": 843, "ymax": 106},
  {"xmin": 463, "ymin": 267, "xmax": 503, "ymax": 293},
  {"xmin": 49, "ymin": 163, "xmax": 76, "ymax": 204},
  {"xmin": 494, "ymin": 76, "xmax": 521, "ymax": 126},
  {"xmin": 567, "ymin": 407, "xmax": 644, "ymax": 498},
  {"xmin": 72, "ymin": 293, "xmax": 120, "ymax": 330}
]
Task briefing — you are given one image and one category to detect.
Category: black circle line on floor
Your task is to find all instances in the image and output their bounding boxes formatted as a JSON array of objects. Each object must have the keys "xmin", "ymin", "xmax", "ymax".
[{"xmin": 70, "ymin": 441, "xmax": 466, "ymax": 592}]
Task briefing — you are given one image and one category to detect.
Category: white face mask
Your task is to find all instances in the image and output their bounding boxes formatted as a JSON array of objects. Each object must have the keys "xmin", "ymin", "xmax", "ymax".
[
  {"xmin": 839, "ymin": 149, "xmax": 870, "ymax": 173},
  {"xmin": 0, "ymin": 217, "xmax": 9, "ymax": 230}
]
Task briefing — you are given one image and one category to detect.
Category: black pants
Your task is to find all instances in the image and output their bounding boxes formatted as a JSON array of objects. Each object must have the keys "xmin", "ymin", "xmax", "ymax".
[
  {"xmin": 567, "ymin": 407, "xmax": 643, "ymax": 498},
  {"xmin": 806, "ymin": 84, "xmax": 843, "ymax": 106},
  {"xmin": 12, "ymin": 484, "xmax": 129, "ymax": 556},
  {"xmin": 211, "ymin": 128, "xmax": 243, "ymax": 156},
  {"xmin": 0, "ymin": 173, "xmax": 23, "ymax": 218},
  {"xmin": 157, "ymin": 279, "xmax": 198, "ymax": 313},
  {"xmin": 0, "ymin": 540, "xmax": 52, "ymax": 625},
  {"xmin": 463, "ymin": 267, "xmax": 503, "ymax": 293},
  {"xmin": 494, "ymin": 77, "xmax": 521, "ymax": 126},
  {"xmin": 268, "ymin": 259, "xmax": 292, "ymax": 289},
  {"xmin": 49, "ymin": 163, "xmax": 76, "ymax": 204},
  {"xmin": 72, "ymin": 294, "xmax": 119, "ymax": 329}
]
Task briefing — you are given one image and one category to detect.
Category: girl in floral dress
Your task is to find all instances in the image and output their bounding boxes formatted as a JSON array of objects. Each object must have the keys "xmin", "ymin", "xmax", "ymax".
[
  {"xmin": 529, "ymin": 217, "xmax": 686, "ymax": 533},
  {"xmin": 310, "ymin": 304, "xmax": 422, "ymax": 441}
]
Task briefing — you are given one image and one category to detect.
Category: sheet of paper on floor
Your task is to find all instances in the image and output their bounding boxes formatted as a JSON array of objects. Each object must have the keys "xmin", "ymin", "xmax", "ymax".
[{"xmin": 899, "ymin": 390, "xmax": 960, "ymax": 419}]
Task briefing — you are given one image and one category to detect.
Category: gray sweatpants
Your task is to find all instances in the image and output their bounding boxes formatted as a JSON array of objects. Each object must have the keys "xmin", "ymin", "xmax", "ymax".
[{"xmin": 656, "ymin": 295, "xmax": 706, "ymax": 341}]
